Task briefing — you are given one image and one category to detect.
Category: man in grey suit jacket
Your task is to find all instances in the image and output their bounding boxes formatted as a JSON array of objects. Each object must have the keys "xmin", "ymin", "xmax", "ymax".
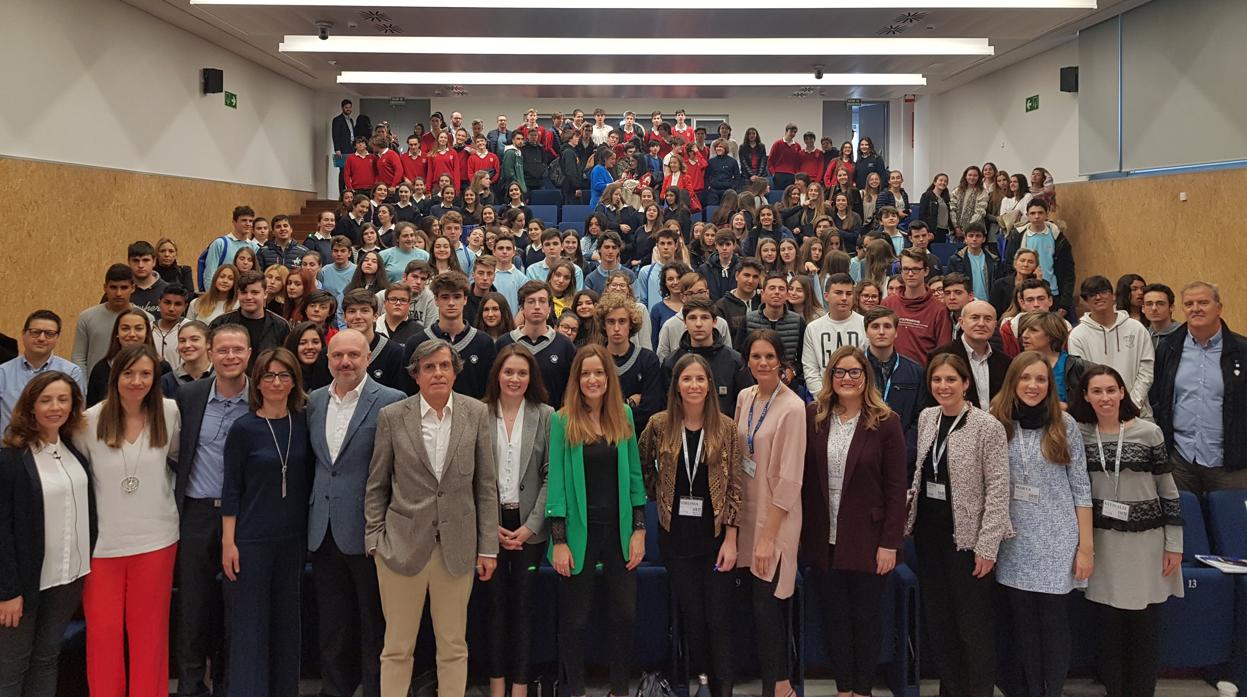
[
  {"xmin": 364, "ymin": 338, "xmax": 498, "ymax": 697},
  {"xmin": 308, "ymin": 330, "xmax": 405, "ymax": 697}
]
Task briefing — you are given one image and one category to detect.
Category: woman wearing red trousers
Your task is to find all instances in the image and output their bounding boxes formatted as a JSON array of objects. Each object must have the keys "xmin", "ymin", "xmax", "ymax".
[{"xmin": 74, "ymin": 345, "xmax": 180, "ymax": 697}]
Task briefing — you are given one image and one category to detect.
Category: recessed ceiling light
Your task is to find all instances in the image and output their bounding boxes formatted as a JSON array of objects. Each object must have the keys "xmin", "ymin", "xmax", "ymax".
[
  {"xmin": 282, "ymin": 35, "xmax": 992, "ymax": 55},
  {"xmin": 337, "ymin": 71, "xmax": 926, "ymax": 86},
  {"xmin": 195, "ymin": 0, "xmax": 1095, "ymax": 8}
]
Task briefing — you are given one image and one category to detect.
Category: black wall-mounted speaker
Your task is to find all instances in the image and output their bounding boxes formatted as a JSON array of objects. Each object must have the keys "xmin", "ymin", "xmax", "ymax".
[
  {"xmin": 1060, "ymin": 66, "xmax": 1079, "ymax": 93},
  {"xmin": 202, "ymin": 68, "xmax": 224, "ymax": 95}
]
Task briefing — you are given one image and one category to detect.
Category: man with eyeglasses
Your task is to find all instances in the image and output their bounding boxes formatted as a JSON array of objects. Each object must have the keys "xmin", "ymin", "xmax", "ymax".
[
  {"xmin": 1070, "ymin": 275, "xmax": 1154, "ymax": 417},
  {"xmin": 375, "ymin": 283, "xmax": 423, "ymax": 345},
  {"xmin": 172, "ymin": 323, "xmax": 252, "ymax": 697},
  {"xmin": 342, "ymin": 289, "xmax": 408, "ymax": 391},
  {"xmin": 0, "ymin": 310, "xmax": 84, "ymax": 434},
  {"xmin": 929, "ymin": 300, "xmax": 1013, "ymax": 410},
  {"xmin": 882, "ymin": 248, "xmax": 951, "ymax": 366}
]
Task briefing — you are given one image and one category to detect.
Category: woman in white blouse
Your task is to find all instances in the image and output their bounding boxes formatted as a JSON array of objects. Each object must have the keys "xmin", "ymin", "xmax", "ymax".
[
  {"xmin": 74, "ymin": 345, "xmax": 180, "ymax": 697},
  {"xmin": 997, "ymin": 174, "xmax": 1034, "ymax": 235},
  {"xmin": 481, "ymin": 344, "xmax": 553, "ymax": 697},
  {"xmin": 0, "ymin": 371, "xmax": 93, "ymax": 697}
]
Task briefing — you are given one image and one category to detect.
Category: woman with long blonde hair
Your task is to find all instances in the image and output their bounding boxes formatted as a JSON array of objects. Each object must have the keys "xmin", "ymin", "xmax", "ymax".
[
  {"xmin": 547, "ymin": 344, "xmax": 646, "ymax": 697},
  {"xmin": 189, "ymin": 264, "xmax": 238, "ymax": 322},
  {"xmin": 803, "ymin": 346, "xmax": 906, "ymax": 697},
  {"xmin": 638, "ymin": 355, "xmax": 742, "ymax": 697},
  {"xmin": 988, "ymin": 351, "xmax": 1092, "ymax": 697}
]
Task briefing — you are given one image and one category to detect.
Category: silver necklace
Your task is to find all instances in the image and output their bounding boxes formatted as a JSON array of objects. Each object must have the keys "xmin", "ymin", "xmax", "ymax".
[
  {"xmin": 264, "ymin": 414, "xmax": 292, "ymax": 499},
  {"xmin": 120, "ymin": 438, "xmax": 141, "ymax": 494}
]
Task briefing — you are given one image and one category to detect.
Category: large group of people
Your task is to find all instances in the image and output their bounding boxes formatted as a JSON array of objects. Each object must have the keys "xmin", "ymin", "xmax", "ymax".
[{"xmin": 0, "ymin": 104, "xmax": 1231, "ymax": 697}]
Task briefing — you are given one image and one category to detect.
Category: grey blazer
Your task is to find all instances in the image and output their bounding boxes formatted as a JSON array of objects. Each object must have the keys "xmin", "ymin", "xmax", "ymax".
[
  {"xmin": 307, "ymin": 378, "xmax": 406, "ymax": 555},
  {"xmin": 364, "ymin": 393, "xmax": 499, "ymax": 577},
  {"xmin": 493, "ymin": 400, "xmax": 554, "ymax": 543}
]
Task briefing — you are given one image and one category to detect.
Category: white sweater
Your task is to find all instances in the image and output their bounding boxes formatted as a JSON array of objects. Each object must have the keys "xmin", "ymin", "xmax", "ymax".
[
  {"xmin": 1068, "ymin": 310, "xmax": 1155, "ymax": 416},
  {"xmin": 802, "ymin": 312, "xmax": 866, "ymax": 394}
]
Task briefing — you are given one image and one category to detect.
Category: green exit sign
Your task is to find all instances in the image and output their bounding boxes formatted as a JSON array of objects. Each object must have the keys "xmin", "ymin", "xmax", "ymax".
[
  {"xmin": 224, "ymin": 91, "xmax": 237, "ymax": 109},
  {"xmin": 1025, "ymin": 95, "xmax": 1039, "ymax": 112}
]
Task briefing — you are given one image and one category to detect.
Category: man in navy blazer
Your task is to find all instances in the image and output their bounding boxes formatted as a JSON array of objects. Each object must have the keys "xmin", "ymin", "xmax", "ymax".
[{"xmin": 307, "ymin": 329, "xmax": 405, "ymax": 697}]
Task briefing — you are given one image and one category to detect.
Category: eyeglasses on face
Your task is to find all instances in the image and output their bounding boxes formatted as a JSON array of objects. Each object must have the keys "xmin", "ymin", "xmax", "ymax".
[
  {"xmin": 260, "ymin": 371, "xmax": 294, "ymax": 384},
  {"xmin": 832, "ymin": 368, "xmax": 865, "ymax": 380},
  {"xmin": 25, "ymin": 329, "xmax": 59, "ymax": 338}
]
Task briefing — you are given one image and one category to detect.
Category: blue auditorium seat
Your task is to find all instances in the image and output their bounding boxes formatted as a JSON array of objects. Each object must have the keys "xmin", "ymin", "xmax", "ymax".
[
  {"xmin": 1161, "ymin": 491, "xmax": 1234, "ymax": 667},
  {"xmin": 529, "ymin": 205, "xmax": 558, "ymax": 225},
  {"xmin": 766, "ymin": 191, "xmax": 785, "ymax": 204},
  {"xmin": 561, "ymin": 221, "xmax": 585, "ymax": 236},
  {"xmin": 1207, "ymin": 489, "xmax": 1247, "ymax": 686},
  {"xmin": 529, "ymin": 189, "xmax": 563, "ymax": 207},
  {"xmin": 703, "ymin": 205, "xmax": 719, "ymax": 224},
  {"xmin": 561, "ymin": 205, "xmax": 592, "ymax": 224}
]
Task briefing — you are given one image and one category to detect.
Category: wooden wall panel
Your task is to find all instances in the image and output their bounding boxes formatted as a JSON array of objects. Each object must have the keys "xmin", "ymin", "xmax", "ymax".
[
  {"xmin": 1059, "ymin": 168, "xmax": 1247, "ymax": 329},
  {"xmin": 0, "ymin": 156, "xmax": 313, "ymax": 355}
]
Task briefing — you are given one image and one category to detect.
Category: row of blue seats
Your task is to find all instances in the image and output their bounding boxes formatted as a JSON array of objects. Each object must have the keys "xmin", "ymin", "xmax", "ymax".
[{"xmin": 58, "ymin": 490, "xmax": 1246, "ymax": 696}]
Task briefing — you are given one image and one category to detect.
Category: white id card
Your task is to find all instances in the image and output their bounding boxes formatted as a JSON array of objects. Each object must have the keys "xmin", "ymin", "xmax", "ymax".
[
  {"xmin": 678, "ymin": 497, "xmax": 705, "ymax": 517},
  {"xmin": 1013, "ymin": 484, "xmax": 1040, "ymax": 503},
  {"xmin": 743, "ymin": 457, "xmax": 757, "ymax": 478},
  {"xmin": 1101, "ymin": 500, "xmax": 1131, "ymax": 521},
  {"xmin": 926, "ymin": 481, "xmax": 947, "ymax": 500}
]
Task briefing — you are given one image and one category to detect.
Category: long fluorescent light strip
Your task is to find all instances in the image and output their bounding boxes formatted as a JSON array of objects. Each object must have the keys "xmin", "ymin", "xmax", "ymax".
[
  {"xmin": 338, "ymin": 71, "xmax": 926, "ymax": 86},
  {"xmin": 197, "ymin": 0, "xmax": 1094, "ymax": 8},
  {"xmin": 283, "ymin": 36, "xmax": 992, "ymax": 56}
]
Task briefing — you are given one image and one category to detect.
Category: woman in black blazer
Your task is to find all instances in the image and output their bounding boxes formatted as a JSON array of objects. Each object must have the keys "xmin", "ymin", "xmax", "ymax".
[
  {"xmin": 801, "ymin": 346, "xmax": 907, "ymax": 697},
  {"xmin": 0, "ymin": 371, "xmax": 95, "ymax": 697}
]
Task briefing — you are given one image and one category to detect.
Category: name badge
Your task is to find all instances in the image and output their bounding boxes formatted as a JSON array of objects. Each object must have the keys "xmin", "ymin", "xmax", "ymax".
[
  {"xmin": 1102, "ymin": 500, "xmax": 1131, "ymax": 521},
  {"xmin": 718, "ymin": 385, "xmax": 728, "ymax": 395},
  {"xmin": 829, "ymin": 472, "xmax": 844, "ymax": 491},
  {"xmin": 678, "ymin": 497, "xmax": 705, "ymax": 517},
  {"xmin": 1013, "ymin": 484, "xmax": 1040, "ymax": 503},
  {"xmin": 926, "ymin": 481, "xmax": 947, "ymax": 500},
  {"xmin": 743, "ymin": 457, "xmax": 757, "ymax": 478}
]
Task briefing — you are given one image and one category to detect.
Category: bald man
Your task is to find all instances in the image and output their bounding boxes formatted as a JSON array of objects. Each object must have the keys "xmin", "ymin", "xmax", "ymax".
[
  {"xmin": 307, "ymin": 329, "xmax": 407, "ymax": 697},
  {"xmin": 928, "ymin": 300, "xmax": 1013, "ymax": 409}
]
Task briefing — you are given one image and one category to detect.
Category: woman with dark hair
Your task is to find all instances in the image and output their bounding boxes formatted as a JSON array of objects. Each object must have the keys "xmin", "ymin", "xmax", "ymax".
[
  {"xmin": 1115, "ymin": 274, "xmax": 1146, "ymax": 322},
  {"xmin": 231, "ymin": 246, "xmax": 258, "ymax": 275},
  {"xmin": 830, "ymin": 191, "xmax": 863, "ymax": 252},
  {"xmin": 828, "ymin": 166, "xmax": 865, "ymax": 224},
  {"xmin": 1069, "ymin": 365, "xmax": 1183, "ymax": 697},
  {"xmin": 650, "ymin": 265, "xmax": 692, "ymax": 346},
  {"xmin": 76, "ymin": 345, "xmax": 180, "ymax": 697},
  {"xmin": 595, "ymin": 182, "xmax": 634, "ymax": 235},
  {"xmin": 0, "ymin": 372, "xmax": 92, "ymax": 697},
  {"xmin": 906, "ymin": 353, "xmax": 1011, "ymax": 697},
  {"xmin": 284, "ymin": 322, "xmax": 331, "ymax": 392},
  {"xmin": 282, "ymin": 268, "xmax": 313, "ymax": 323},
  {"xmin": 587, "ymin": 147, "xmax": 617, "ymax": 210},
  {"xmin": 853, "ymin": 137, "xmax": 886, "ymax": 190},
  {"xmin": 950, "ymin": 166, "xmax": 988, "ymax": 241},
  {"xmin": 482, "ymin": 345, "xmax": 553, "ymax": 697},
  {"xmin": 639, "ymin": 354, "xmax": 742, "ymax": 697},
  {"xmin": 1030, "ymin": 167, "xmax": 1056, "ymax": 207},
  {"xmin": 776, "ymin": 184, "xmax": 804, "ymax": 233},
  {"xmin": 998, "ymin": 174, "xmax": 1033, "ymax": 236},
  {"xmin": 1018, "ymin": 312, "xmax": 1091, "ymax": 407},
  {"xmin": 221, "ymin": 347, "xmax": 312, "ymax": 697},
  {"xmin": 475, "ymin": 292, "xmax": 516, "ymax": 340},
  {"xmin": 989, "ymin": 352, "xmax": 1092, "ymax": 697},
  {"xmin": 822, "ymin": 141, "xmax": 855, "ymax": 190},
  {"xmin": 547, "ymin": 261, "xmax": 580, "ymax": 322},
  {"xmin": 735, "ymin": 329, "xmax": 806, "ymax": 697},
  {"xmin": 919, "ymin": 173, "xmax": 953, "ymax": 241},
  {"xmin": 346, "ymin": 250, "xmax": 388, "ymax": 296},
  {"xmin": 375, "ymin": 204, "xmax": 398, "ymax": 247},
  {"xmin": 802, "ymin": 346, "xmax": 906, "ymax": 697},
  {"xmin": 571, "ymin": 289, "xmax": 602, "ymax": 348},
  {"xmin": 87, "ymin": 310, "xmax": 171, "ymax": 407},
  {"xmin": 662, "ymin": 187, "xmax": 693, "ymax": 240},
  {"xmin": 500, "ymin": 182, "xmax": 533, "ymax": 223},
  {"xmin": 744, "ymin": 205, "xmax": 793, "ymax": 257},
  {"xmin": 739, "ymin": 127, "xmax": 769, "ymax": 180},
  {"xmin": 875, "ymin": 170, "xmax": 911, "ymax": 222},
  {"xmin": 162, "ymin": 321, "xmax": 212, "ymax": 397},
  {"xmin": 548, "ymin": 344, "xmax": 646, "ymax": 697}
]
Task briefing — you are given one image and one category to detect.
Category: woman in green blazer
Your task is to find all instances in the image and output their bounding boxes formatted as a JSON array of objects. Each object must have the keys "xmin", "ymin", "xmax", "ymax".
[{"xmin": 546, "ymin": 344, "xmax": 646, "ymax": 697}]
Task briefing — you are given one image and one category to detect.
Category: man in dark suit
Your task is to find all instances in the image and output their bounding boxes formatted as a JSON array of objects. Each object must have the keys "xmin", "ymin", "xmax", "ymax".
[
  {"xmin": 307, "ymin": 330, "xmax": 406, "ymax": 697},
  {"xmin": 929, "ymin": 300, "xmax": 1012, "ymax": 409},
  {"xmin": 364, "ymin": 339, "xmax": 498, "ymax": 697},
  {"xmin": 172, "ymin": 323, "xmax": 252, "ymax": 697},
  {"xmin": 332, "ymin": 99, "xmax": 357, "ymax": 195}
]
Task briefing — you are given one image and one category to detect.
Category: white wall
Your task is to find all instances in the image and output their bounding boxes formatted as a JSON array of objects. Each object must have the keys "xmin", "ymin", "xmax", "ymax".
[
  {"xmin": 916, "ymin": 40, "xmax": 1082, "ymax": 186},
  {"xmin": 0, "ymin": 0, "xmax": 319, "ymax": 192},
  {"xmin": 428, "ymin": 96, "xmax": 823, "ymax": 147}
]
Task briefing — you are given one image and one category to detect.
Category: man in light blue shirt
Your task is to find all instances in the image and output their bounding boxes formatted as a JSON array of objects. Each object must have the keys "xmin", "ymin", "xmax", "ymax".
[
  {"xmin": 0, "ymin": 310, "xmax": 85, "ymax": 434},
  {"xmin": 634, "ymin": 228, "xmax": 681, "ymax": 310},
  {"xmin": 319, "ymin": 235, "xmax": 358, "ymax": 299},
  {"xmin": 202, "ymin": 206, "xmax": 260, "ymax": 291},
  {"xmin": 490, "ymin": 236, "xmax": 527, "ymax": 313},
  {"xmin": 525, "ymin": 229, "xmax": 584, "ymax": 289}
]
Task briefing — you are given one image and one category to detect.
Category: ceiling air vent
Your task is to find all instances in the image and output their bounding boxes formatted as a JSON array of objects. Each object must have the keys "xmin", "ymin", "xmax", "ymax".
[
  {"xmin": 895, "ymin": 12, "xmax": 927, "ymax": 24},
  {"xmin": 877, "ymin": 25, "xmax": 906, "ymax": 35},
  {"xmin": 360, "ymin": 11, "xmax": 391, "ymax": 22},
  {"xmin": 376, "ymin": 23, "xmax": 403, "ymax": 34}
]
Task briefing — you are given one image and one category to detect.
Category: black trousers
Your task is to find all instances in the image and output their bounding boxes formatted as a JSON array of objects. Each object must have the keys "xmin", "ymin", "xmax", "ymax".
[
  {"xmin": 772, "ymin": 173, "xmax": 795, "ymax": 192},
  {"xmin": 1098, "ymin": 602, "xmax": 1161, "ymax": 697},
  {"xmin": 311, "ymin": 528, "xmax": 385, "ymax": 697},
  {"xmin": 485, "ymin": 508, "xmax": 545, "ymax": 683},
  {"xmin": 224, "ymin": 538, "xmax": 303, "ymax": 697},
  {"xmin": 815, "ymin": 561, "xmax": 886, "ymax": 696},
  {"xmin": 177, "ymin": 498, "xmax": 226, "ymax": 696},
  {"xmin": 1005, "ymin": 587, "xmax": 1071, "ymax": 697},
  {"xmin": 915, "ymin": 533, "xmax": 996, "ymax": 697},
  {"xmin": 0, "ymin": 579, "xmax": 83, "ymax": 697},
  {"xmin": 558, "ymin": 522, "xmax": 636, "ymax": 697},
  {"xmin": 666, "ymin": 553, "xmax": 734, "ymax": 697},
  {"xmin": 742, "ymin": 568, "xmax": 790, "ymax": 692}
]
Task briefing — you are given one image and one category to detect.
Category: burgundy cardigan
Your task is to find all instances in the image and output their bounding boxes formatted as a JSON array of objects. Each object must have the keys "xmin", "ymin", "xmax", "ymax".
[{"xmin": 800, "ymin": 403, "xmax": 908, "ymax": 574}]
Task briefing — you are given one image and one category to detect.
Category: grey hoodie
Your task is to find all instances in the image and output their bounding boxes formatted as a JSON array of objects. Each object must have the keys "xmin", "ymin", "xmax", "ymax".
[{"xmin": 1068, "ymin": 309, "xmax": 1155, "ymax": 415}]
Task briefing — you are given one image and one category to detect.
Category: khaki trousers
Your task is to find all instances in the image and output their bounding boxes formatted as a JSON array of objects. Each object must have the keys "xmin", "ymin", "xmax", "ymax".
[{"xmin": 375, "ymin": 548, "xmax": 473, "ymax": 697}]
